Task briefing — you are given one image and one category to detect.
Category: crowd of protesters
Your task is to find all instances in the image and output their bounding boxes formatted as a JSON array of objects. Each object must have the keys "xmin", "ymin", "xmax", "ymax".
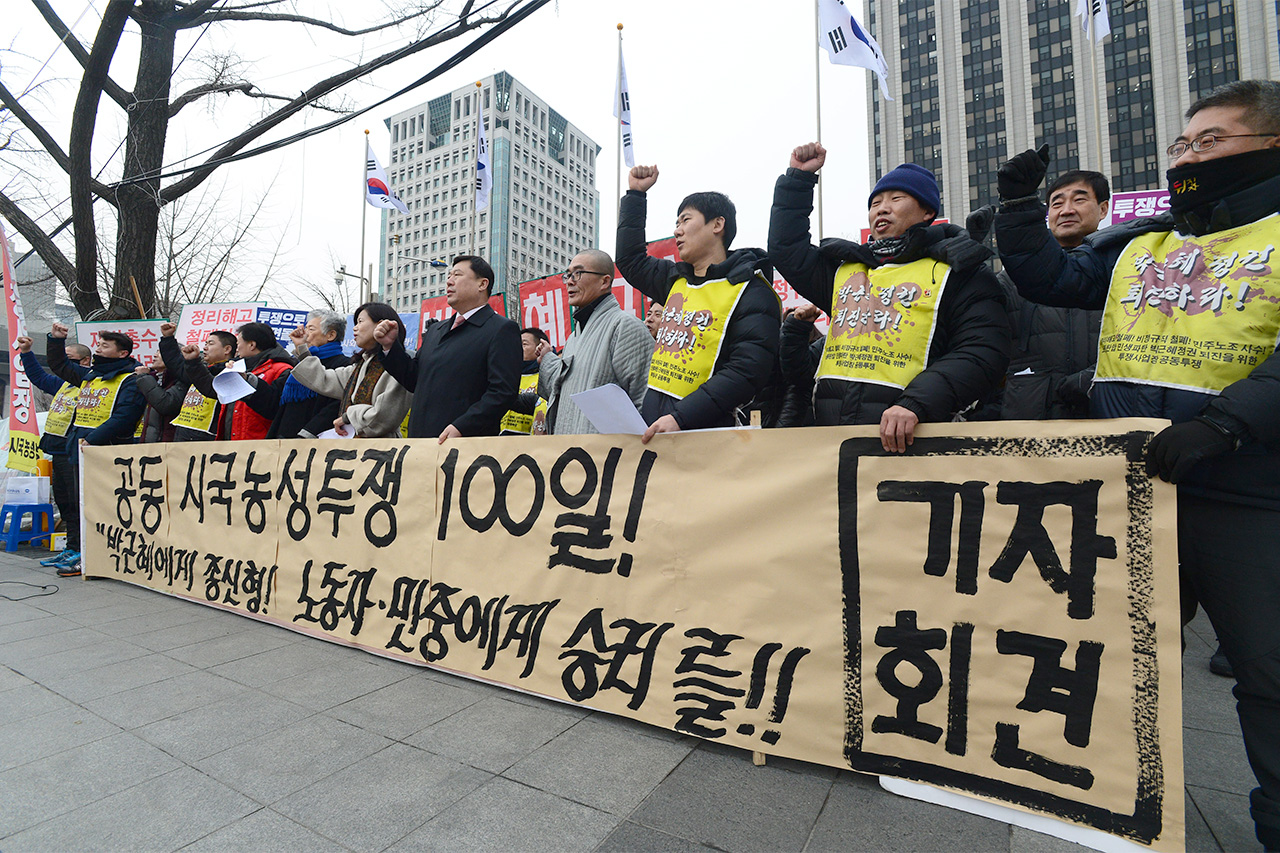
[{"xmin": 24, "ymin": 78, "xmax": 1280, "ymax": 850}]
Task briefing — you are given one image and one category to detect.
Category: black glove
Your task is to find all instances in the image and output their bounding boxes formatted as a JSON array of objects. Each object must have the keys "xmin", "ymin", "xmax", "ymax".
[
  {"xmin": 998, "ymin": 145, "xmax": 1052, "ymax": 201},
  {"xmin": 1054, "ymin": 369, "xmax": 1093, "ymax": 406},
  {"xmin": 1145, "ymin": 418, "xmax": 1236, "ymax": 484},
  {"xmin": 965, "ymin": 204, "xmax": 996, "ymax": 243}
]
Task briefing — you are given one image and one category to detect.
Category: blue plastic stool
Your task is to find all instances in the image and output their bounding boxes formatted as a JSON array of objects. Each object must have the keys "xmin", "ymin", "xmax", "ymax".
[{"xmin": 0, "ymin": 503, "xmax": 56, "ymax": 551}]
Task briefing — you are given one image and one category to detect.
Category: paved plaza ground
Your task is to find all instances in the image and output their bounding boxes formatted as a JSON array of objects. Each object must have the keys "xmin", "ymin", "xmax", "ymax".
[{"xmin": 0, "ymin": 548, "xmax": 1260, "ymax": 852}]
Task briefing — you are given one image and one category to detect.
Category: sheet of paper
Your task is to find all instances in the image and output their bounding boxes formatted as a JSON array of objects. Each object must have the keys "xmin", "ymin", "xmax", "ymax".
[
  {"xmin": 569, "ymin": 383, "xmax": 648, "ymax": 435},
  {"xmin": 227, "ymin": 359, "xmax": 246, "ymax": 373},
  {"xmin": 211, "ymin": 370, "xmax": 255, "ymax": 404},
  {"xmin": 316, "ymin": 427, "xmax": 355, "ymax": 440}
]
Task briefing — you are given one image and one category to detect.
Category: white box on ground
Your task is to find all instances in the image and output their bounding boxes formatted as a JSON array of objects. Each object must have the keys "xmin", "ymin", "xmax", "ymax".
[{"xmin": 5, "ymin": 476, "xmax": 51, "ymax": 504}]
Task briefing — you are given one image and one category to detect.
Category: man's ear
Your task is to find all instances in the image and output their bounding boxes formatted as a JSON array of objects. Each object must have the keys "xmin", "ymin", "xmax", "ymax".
[
  {"xmin": 712, "ymin": 216, "xmax": 726, "ymax": 238},
  {"xmin": 1099, "ymin": 199, "xmax": 1110, "ymax": 218}
]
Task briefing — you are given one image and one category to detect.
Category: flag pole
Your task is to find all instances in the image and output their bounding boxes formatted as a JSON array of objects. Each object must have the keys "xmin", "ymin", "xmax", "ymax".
[
  {"xmin": 361, "ymin": 129, "xmax": 370, "ymax": 304},
  {"xmin": 813, "ymin": 0, "xmax": 824, "ymax": 240},
  {"xmin": 615, "ymin": 23, "xmax": 624, "ymax": 220},
  {"xmin": 472, "ymin": 81, "xmax": 482, "ymax": 257},
  {"xmin": 1089, "ymin": 10, "xmax": 1106, "ymax": 175}
]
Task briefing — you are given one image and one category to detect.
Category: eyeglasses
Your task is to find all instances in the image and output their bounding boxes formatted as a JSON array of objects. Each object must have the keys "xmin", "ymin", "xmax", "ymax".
[
  {"xmin": 1166, "ymin": 133, "xmax": 1279, "ymax": 159},
  {"xmin": 561, "ymin": 269, "xmax": 610, "ymax": 282}
]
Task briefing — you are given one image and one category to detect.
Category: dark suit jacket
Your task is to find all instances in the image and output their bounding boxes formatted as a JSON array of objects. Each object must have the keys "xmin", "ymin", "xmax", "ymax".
[{"xmin": 378, "ymin": 304, "xmax": 521, "ymax": 438}]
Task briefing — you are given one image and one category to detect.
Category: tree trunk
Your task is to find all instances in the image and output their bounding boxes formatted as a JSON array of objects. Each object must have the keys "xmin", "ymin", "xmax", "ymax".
[
  {"xmin": 68, "ymin": 0, "xmax": 133, "ymax": 320},
  {"xmin": 112, "ymin": 1, "xmax": 176, "ymax": 320}
]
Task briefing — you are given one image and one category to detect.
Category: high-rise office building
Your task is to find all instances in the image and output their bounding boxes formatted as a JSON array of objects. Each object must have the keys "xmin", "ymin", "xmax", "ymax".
[
  {"xmin": 866, "ymin": 0, "xmax": 1280, "ymax": 219},
  {"xmin": 380, "ymin": 72, "xmax": 600, "ymax": 311}
]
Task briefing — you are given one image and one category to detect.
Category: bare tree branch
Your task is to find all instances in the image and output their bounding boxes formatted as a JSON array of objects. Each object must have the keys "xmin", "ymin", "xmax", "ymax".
[
  {"xmin": 29, "ymin": 0, "xmax": 133, "ymax": 110},
  {"xmin": 0, "ymin": 81, "xmax": 120, "ymax": 203},
  {"xmin": 184, "ymin": 2, "xmax": 446, "ymax": 37},
  {"xmin": 0, "ymin": 187, "xmax": 75, "ymax": 291}
]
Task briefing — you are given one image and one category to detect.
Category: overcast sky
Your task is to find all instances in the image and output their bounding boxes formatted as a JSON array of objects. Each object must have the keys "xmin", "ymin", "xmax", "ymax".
[{"xmin": 4, "ymin": 0, "xmax": 874, "ymax": 306}]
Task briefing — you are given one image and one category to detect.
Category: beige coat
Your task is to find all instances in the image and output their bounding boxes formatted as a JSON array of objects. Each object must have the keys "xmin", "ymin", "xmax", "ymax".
[{"xmin": 290, "ymin": 346, "xmax": 411, "ymax": 437}]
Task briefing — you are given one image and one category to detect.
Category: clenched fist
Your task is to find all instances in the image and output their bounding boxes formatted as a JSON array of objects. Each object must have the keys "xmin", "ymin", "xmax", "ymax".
[
  {"xmin": 790, "ymin": 142, "xmax": 827, "ymax": 173},
  {"xmin": 629, "ymin": 165, "xmax": 659, "ymax": 193},
  {"xmin": 15, "ymin": 336, "xmax": 32, "ymax": 353},
  {"xmin": 373, "ymin": 319, "xmax": 399, "ymax": 347},
  {"xmin": 160, "ymin": 322, "xmax": 177, "ymax": 337},
  {"xmin": 181, "ymin": 344, "xmax": 201, "ymax": 361},
  {"xmin": 50, "ymin": 322, "xmax": 69, "ymax": 339},
  {"xmin": 289, "ymin": 326, "xmax": 307, "ymax": 347}
]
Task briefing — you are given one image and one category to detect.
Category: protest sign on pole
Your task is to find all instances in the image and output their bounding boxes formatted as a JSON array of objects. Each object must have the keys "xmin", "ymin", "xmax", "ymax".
[
  {"xmin": 175, "ymin": 302, "xmax": 265, "ymax": 348},
  {"xmin": 1, "ymin": 224, "xmax": 41, "ymax": 473},
  {"xmin": 75, "ymin": 320, "xmax": 165, "ymax": 369}
]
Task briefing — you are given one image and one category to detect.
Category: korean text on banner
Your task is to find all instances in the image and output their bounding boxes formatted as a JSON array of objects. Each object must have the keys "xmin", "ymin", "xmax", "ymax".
[
  {"xmin": 176, "ymin": 303, "xmax": 265, "ymax": 348},
  {"xmin": 76, "ymin": 320, "xmax": 164, "ymax": 369},
  {"xmin": 1, "ymin": 224, "xmax": 40, "ymax": 473}
]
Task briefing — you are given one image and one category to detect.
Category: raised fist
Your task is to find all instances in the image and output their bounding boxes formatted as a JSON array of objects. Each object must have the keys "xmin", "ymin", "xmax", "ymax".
[
  {"xmin": 181, "ymin": 344, "xmax": 201, "ymax": 361},
  {"xmin": 791, "ymin": 303, "xmax": 822, "ymax": 323},
  {"xmin": 289, "ymin": 326, "xmax": 307, "ymax": 346},
  {"xmin": 629, "ymin": 165, "xmax": 659, "ymax": 193},
  {"xmin": 998, "ymin": 144, "xmax": 1052, "ymax": 201},
  {"xmin": 134, "ymin": 365, "xmax": 153, "ymax": 376},
  {"xmin": 790, "ymin": 142, "xmax": 827, "ymax": 173},
  {"xmin": 159, "ymin": 322, "xmax": 177, "ymax": 337},
  {"xmin": 50, "ymin": 322, "xmax": 69, "ymax": 339},
  {"xmin": 373, "ymin": 319, "xmax": 398, "ymax": 347},
  {"xmin": 15, "ymin": 336, "xmax": 32, "ymax": 353}
]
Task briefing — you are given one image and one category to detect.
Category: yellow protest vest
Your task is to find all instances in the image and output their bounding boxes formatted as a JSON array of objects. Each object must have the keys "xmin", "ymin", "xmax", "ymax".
[
  {"xmin": 500, "ymin": 373, "xmax": 540, "ymax": 435},
  {"xmin": 43, "ymin": 383, "xmax": 80, "ymax": 438},
  {"xmin": 1097, "ymin": 214, "xmax": 1280, "ymax": 393},
  {"xmin": 816, "ymin": 259, "xmax": 949, "ymax": 389},
  {"xmin": 171, "ymin": 384, "xmax": 219, "ymax": 434},
  {"xmin": 73, "ymin": 373, "xmax": 133, "ymax": 431},
  {"xmin": 648, "ymin": 276, "xmax": 751, "ymax": 399},
  {"xmin": 532, "ymin": 396, "xmax": 550, "ymax": 435}
]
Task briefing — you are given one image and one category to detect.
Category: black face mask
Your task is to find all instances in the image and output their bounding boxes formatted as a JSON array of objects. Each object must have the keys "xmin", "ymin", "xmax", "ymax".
[{"xmin": 1166, "ymin": 147, "xmax": 1280, "ymax": 216}]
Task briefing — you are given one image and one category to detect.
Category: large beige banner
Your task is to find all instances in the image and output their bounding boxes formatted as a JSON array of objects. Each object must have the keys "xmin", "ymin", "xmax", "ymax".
[{"xmin": 81, "ymin": 420, "xmax": 1183, "ymax": 850}]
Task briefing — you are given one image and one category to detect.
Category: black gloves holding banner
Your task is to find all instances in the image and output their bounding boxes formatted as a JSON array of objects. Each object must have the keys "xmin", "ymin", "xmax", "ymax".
[
  {"xmin": 1145, "ymin": 418, "xmax": 1238, "ymax": 484},
  {"xmin": 998, "ymin": 144, "xmax": 1052, "ymax": 202}
]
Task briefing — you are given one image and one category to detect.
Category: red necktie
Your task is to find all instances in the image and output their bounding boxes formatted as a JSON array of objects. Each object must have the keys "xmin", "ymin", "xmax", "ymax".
[{"xmin": 451, "ymin": 313, "xmax": 466, "ymax": 330}]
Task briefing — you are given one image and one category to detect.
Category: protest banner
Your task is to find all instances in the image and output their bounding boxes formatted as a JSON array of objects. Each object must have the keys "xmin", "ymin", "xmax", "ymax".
[
  {"xmin": 254, "ymin": 307, "xmax": 311, "ymax": 347},
  {"xmin": 175, "ymin": 302, "xmax": 264, "ymax": 348},
  {"xmin": 80, "ymin": 420, "xmax": 1182, "ymax": 850},
  {"xmin": 75, "ymin": 320, "xmax": 164, "ymax": 368},
  {"xmin": 419, "ymin": 294, "xmax": 505, "ymax": 335},
  {"xmin": 1104, "ymin": 190, "xmax": 1171, "ymax": 227},
  {"xmin": 1, "ymin": 223, "xmax": 41, "ymax": 473}
]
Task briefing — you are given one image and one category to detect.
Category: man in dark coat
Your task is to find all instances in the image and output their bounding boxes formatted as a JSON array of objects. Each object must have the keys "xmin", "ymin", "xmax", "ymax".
[
  {"xmin": 993, "ymin": 80, "xmax": 1280, "ymax": 850},
  {"xmin": 769, "ymin": 144, "xmax": 1009, "ymax": 452},
  {"xmin": 374, "ymin": 255, "xmax": 520, "ymax": 441}
]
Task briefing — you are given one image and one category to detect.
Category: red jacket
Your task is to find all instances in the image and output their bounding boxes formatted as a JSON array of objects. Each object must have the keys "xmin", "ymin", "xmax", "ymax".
[{"xmin": 229, "ymin": 357, "xmax": 293, "ymax": 441}]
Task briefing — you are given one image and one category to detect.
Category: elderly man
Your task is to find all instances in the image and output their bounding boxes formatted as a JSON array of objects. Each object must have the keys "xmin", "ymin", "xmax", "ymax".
[
  {"xmin": 768, "ymin": 145, "xmax": 1009, "ymax": 451},
  {"xmin": 995, "ymin": 80, "xmax": 1280, "ymax": 850},
  {"xmin": 271, "ymin": 310, "xmax": 350, "ymax": 438},
  {"xmin": 535, "ymin": 249, "xmax": 653, "ymax": 435}
]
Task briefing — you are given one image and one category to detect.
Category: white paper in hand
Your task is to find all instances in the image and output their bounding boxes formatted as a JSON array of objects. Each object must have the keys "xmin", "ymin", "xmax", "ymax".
[
  {"xmin": 316, "ymin": 427, "xmax": 355, "ymax": 440},
  {"xmin": 569, "ymin": 383, "xmax": 648, "ymax": 435},
  {"xmin": 226, "ymin": 359, "xmax": 247, "ymax": 373},
  {"xmin": 211, "ymin": 371, "xmax": 255, "ymax": 404}
]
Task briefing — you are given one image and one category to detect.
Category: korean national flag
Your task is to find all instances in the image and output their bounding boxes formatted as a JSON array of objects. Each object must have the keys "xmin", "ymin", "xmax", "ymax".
[
  {"xmin": 1075, "ymin": 0, "xmax": 1111, "ymax": 43},
  {"xmin": 818, "ymin": 0, "xmax": 893, "ymax": 101},
  {"xmin": 365, "ymin": 141, "xmax": 409, "ymax": 215},
  {"xmin": 476, "ymin": 114, "xmax": 491, "ymax": 212},
  {"xmin": 613, "ymin": 45, "xmax": 636, "ymax": 168}
]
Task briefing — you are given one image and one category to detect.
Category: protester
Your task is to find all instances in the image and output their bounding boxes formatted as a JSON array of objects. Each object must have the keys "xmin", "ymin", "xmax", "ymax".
[
  {"xmin": 644, "ymin": 303, "xmax": 663, "ymax": 340},
  {"xmin": 374, "ymin": 255, "xmax": 520, "ymax": 441},
  {"xmin": 966, "ymin": 169, "xmax": 1109, "ymax": 420},
  {"xmin": 46, "ymin": 323, "xmax": 146, "ymax": 577},
  {"xmin": 287, "ymin": 304, "xmax": 410, "ymax": 438},
  {"xmin": 617, "ymin": 165, "xmax": 781, "ymax": 443},
  {"xmin": 536, "ymin": 249, "xmax": 653, "ymax": 435},
  {"xmin": 501, "ymin": 326, "xmax": 551, "ymax": 435},
  {"xmin": 994, "ymin": 79, "xmax": 1280, "ymax": 851},
  {"xmin": 270, "ymin": 310, "xmax": 352, "ymax": 438},
  {"xmin": 777, "ymin": 304, "xmax": 825, "ymax": 428},
  {"xmin": 769, "ymin": 144, "xmax": 1009, "ymax": 451},
  {"xmin": 185, "ymin": 321, "xmax": 294, "ymax": 440},
  {"xmin": 139, "ymin": 326, "xmax": 236, "ymax": 442},
  {"xmin": 16, "ymin": 336, "xmax": 90, "ymax": 570}
]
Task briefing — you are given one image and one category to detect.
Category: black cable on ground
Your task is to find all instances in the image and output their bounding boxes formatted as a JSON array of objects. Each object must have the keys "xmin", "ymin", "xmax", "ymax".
[{"xmin": 0, "ymin": 581, "xmax": 59, "ymax": 600}]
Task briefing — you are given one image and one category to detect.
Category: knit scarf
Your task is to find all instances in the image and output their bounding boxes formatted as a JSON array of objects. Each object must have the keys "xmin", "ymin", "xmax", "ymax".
[
  {"xmin": 279, "ymin": 341, "xmax": 344, "ymax": 404},
  {"xmin": 340, "ymin": 352, "xmax": 386, "ymax": 413}
]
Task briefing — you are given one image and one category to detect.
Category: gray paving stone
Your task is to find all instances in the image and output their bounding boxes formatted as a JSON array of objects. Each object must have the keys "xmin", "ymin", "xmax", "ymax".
[
  {"xmin": 1184, "ymin": 727, "xmax": 1258, "ymax": 797},
  {"xmin": 84, "ymin": 669, "xmax": 249, "ymax": 728},
  {"xmin": 180, "ymin": 807, "xmax": 351, "ymax": 853},
  {"xmin": 60, "ymin": 593, "xmax": 190, "ymax": 627},
  {"xmin": 806, "ymin": 774, "xmax": 1010, "ymax": 852},
  {"xmin": 92, "ymin": 600, "xmax": 221, "ymax": 639},
  {"xmin": 0, "ymin": 664, "xmax": 31, "ymax": 692},
  {"xmin": 0, "ymin": 730, "xmax": 182, "ymax": 835},
  {"xmin": 1188, "ymin": 786, "xmax": 1261, "ymax": 852},
  {"xmin": 595, "ymin": 820, "xmax": 722, "ymax": 853},
  {"xmin": 0, "ymin": 681, "xmax": 76, "ymax": 727},
  {"xmin": 208, "ymin": 636, "xmax": 367, "ymax": 688},
  {"xmin": 23, "ymin": 585, "xmax": 137, "ymax": 616},
  {"xmin": 133, "ymin": 688, "xmax": 313, "ymax": 763},
  {"xmin": 129, "ymin": 612, "xmax": 251, "ymax": 653},
  {"xmin": 388, "ymin": 776, "xmax": 619, "ymax": 853},
  {"xmin": 407, "ymin": 695, "xmax": 584, "ymax": 773},
  {"xmin": 0, "ymin": 625, "xmax": 112, "ymax": 665},
  {"xmin": 162, "ymin": 623, "xmax": 300, "ymax": 668},
  {"xmin": 0, "ymin": 612, "xmax": 80, "ymax": 644},
  {"xmin": 1007, "ymin": 825, "xmax": 1092, "ymax": 852},
  {"xmin": 0, "ymin": 704, "xmax": 120, "ymax": 772},
  {"xmin": 196, "ymin": 712, "xmax": 390, "ymax": 803},
  {"xmin": 629, "ymin": 743, "xmax": 833, "ymax": 852},
  {"xmin": 44, "ymin": 651, "xmax": 195, "ymax": 703},
  {"xmin": 3, "ymin": 764, "xmax": 258, "ymax": 851},
  {"xmin": 327, "ymin": 671, "xmax": 485, "ymax": 740},
  {"xmin": 504, "ymin": 714, "xmax": 695, "ymax": 814},
  {"xmin": 1185, "ymin": 787, "xmax": 1223, "ymax": 852},
  {"xmin": 6, "ymin": 635, "xmax": 151, "ymax": 683},
  {"xmin": 259, "ymin": 655, "xmax": 414, "ymax": 711},
  {"xmin": 275, "ymin": 742, "xmax": 491, "ymax": 852}
]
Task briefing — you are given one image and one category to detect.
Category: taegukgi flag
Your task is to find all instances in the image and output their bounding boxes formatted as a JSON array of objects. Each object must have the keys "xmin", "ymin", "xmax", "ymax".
[
  {"xmin": 613, "ymin": 44, "xmax": 636, "ymax": 168},
  {"xmin": 365, "ymin": 142, "xmax": 409, "ymax": 214},
  {"xmin": 475, "ymin": 113, "xmax": 491, "ymax": 212},
  {"xmin": 1075, "ymin": 0, "xmax": 1111, "ymax": 43},
  {"xmin": 817, "ymin": 0, "xmax": 893, "ymax": 101}
]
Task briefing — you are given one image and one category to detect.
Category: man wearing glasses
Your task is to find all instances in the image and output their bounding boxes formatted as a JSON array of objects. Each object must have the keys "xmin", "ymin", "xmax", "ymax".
[
  {"xmin": 533, "ymin": 250, "xmax": 653, "ymax": 435},
  {"xmin": 994, "ymin": 79, "xmax": 1280, "ymax": 851}
]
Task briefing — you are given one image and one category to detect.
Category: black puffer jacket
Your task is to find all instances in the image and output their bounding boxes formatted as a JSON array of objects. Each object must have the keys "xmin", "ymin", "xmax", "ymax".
[
  {"xmin": 617, "ymin": 190, "xmax": 781, "ymax": 429},
  {"xmin": 769, "ymin": 168, "xmax": 1010, "ymax": 426},
  {"xmin": 995, "ymin": 173, "xmax": 1280, "ymax": 508},
  {"xmin": 777, "ymin": 315, "xmax": 823, "ymax": 427}
]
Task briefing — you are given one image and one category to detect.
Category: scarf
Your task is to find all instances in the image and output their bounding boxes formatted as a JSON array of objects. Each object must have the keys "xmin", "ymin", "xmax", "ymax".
[
  {"xmin": 279, "ymin": 341, "xmax": 344, "ymax": 404},
  {"xmin": 340, "ymin": 352, "xmax": 387, "ymax": 414},
  {"xmin": 1167, "ymin": 147, "xmax": 1280, "ymax": 218}
]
